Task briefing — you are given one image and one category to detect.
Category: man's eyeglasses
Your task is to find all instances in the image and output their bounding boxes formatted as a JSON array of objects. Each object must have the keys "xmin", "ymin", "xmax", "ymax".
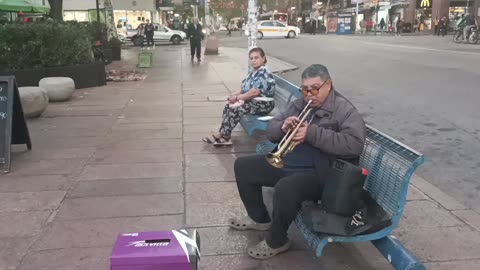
[{"xmin": 299, "ymin": 80, "xmax": 330, "ymax": 96}]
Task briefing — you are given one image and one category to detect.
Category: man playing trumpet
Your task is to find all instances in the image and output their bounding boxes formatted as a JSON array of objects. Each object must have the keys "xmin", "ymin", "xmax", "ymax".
[{"xmin": 229, "ymin": 64, "xmax": 366, "ymax": 259}]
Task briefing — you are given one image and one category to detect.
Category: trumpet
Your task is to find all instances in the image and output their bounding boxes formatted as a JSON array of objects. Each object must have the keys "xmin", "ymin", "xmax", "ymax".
[{"xmin": 266, "ymin": 100, "xmax": 313, "ymax": 168}]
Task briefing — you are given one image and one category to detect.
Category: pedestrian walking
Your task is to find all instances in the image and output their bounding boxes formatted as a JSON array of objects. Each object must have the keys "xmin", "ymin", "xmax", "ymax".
[
  {"xmin": 439, "ymin": 16, "xmax": 448, "ymax": 37},
  {"xmin": 137, "ymin": 23, "xmax": 145, "ymax": 49},
  {"xmin": 238, "ymin": 19, "xmax": 244, "ymax": 37},
  {"xmin": 311, "ymin": 19, "xmax": 317, "ymax": 35},
  {"xmin": 379, "ymin": 18, "xmax": 386, "ymax": 33},
  {"xmin": 187, "ymin": 17, "xmax": 204, "ymax": 62},
  {"xmin": 226, "ymin": 21, "xmax": 232, "ymax": 36},
  {"xmin": 359, "ymin": 19, "xmax": 365, "ymax": 34},
  {"xmin": 144, "ymin": 19, "xmax": 155, "ymax": 49},
  {"xmin": 434, "ymin": 17, "xmax": 440, "ymax": 35}
]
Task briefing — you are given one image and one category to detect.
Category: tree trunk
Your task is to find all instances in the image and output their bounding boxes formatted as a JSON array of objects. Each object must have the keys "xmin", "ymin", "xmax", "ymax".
[{"xmin": 48, "ymin": 0, "xmax": 63, "ymax": 21}]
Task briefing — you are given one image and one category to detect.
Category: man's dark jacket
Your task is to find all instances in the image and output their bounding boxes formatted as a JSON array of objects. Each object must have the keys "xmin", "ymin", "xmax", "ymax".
[
  {"xmin": 267, "ymin": 88, "xmax": 366, "ymax": 174},
  {"xmin": 187, "ymin": 23, "xmax": 204, "ymax": 41}
]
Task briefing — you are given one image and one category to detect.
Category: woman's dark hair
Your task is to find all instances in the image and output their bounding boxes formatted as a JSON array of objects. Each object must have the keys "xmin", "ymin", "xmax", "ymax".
[{"xmin": 249, "ymin": 47, "xmax": 267, "ymax": 64}]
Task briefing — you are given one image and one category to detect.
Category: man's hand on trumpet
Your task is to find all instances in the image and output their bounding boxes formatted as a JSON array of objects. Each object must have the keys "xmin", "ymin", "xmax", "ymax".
[
  {"xmin": 281, "ymin": 116, "xmax": 299, "ymax": 133},
  {"xmin": 281, "ymin": 116, "xmax": 308, "ymax": 143},
  {"xmin": 291, "ymin": 123, "xmax": 308, "ymax": 143}
]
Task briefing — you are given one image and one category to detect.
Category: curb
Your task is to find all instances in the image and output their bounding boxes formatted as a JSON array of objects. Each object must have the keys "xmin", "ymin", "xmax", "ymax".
[{"xmin": 410, "ymin": 174, "xmax": 480, "ymax": 232}]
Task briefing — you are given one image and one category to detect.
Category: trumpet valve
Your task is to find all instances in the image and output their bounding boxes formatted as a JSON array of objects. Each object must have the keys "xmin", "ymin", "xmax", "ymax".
[{"xmin": 266, "ymin": 153, "xmax": 284, "ymax": 169}]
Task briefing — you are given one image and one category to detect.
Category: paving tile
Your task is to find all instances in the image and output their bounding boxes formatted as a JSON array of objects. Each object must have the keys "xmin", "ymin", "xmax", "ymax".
[
  {"xmin": 31, "ymin": 128, "xmax": 111, "ymax": 137},
  {"xmin": 393, "ymin": 226, "xmax": 480, "ymax": 261},
  {"xmin": 185, "ymin": 124, "xmax": 230, "ymax": 133},
  {"xmin": 30, "ymin": 135, "xmax": 106, "ymax": 149},
  {"xmin": 196, "ymin": 227, "xmax": 263, "ymax": 256},
  {"xmin": 183, "ymin": 142, "xmax": 256, "ymax": 155},
  {"xmin": 116, "ymin": 116, "xmax": 182, "ymax": 124},
  {"xmin": 183, "ymin": 131, "xmax": 245, "ymax": 142},
  {"xmin": 41, "ymin": 108, "xmax": 122, "ymax": 117},
  {"xmin": 452, "ymin": 210, "xmax": 480, "ymax": 231},
  {"xmin": 411, "ymin": 175, "xmax": 467, "ymax": 210},
  {"xmin": 400, "ymin": 200, "xmax": 463, "ymax": 228},
  {"xmin": 0, "ymin": 237, "xmax": 33, "ymax": 270},
  {"xmin": 27, "ymin": 116, "xmax": 116, "ymax": 130},
  {"xmin": 183, "ymin": 84, "xmax": 228, "ymax": 92},
  {"xmin": 186, "ymin": 165, "xmax": 235, "ymax": 182},
  {"xmin": 0, "ymin": 212, "xmax": 51, "ymax": 238},
  {"xmin": 70, "ymin": 178, "xmax": 183, "ymax": 198},
  {"xmin": 186, "ymin": 182, "xmax": 246, "ymax": 227},
  {"xmin": 0, "ymin": 191, "xmax": 66, "ymax": 212},
  {"xmin": 90, "ymin": 149, "xmax": 183, "ymax": 164},
  {"xmin": 102, "ymin": 138, "xmax": 182, "ymax": 150},
  {"xmin": 32, "ymin": 215, "xmax": 184, "ymax": 250},
  {"xmin": 183, "ymin": 117, "xmax": 222, "ymax": 125},
  {"xmin": 406, "ymin": 184, "xmax": 431, "ymax": 201},
  {"xmin": 112, "ymin": 122, "xmax": 182, "ymax": 131},
  {"xmin": 109, "ymin": 128, "xmax": 183, "ymax": 139},
  {"xmin": 56, "ymin": 194, "xmax": 184, "ymax": 220},
  {"xmin": 78, "ymin": 163, "xmax": 183, "ymax": 181},
  {"xmin": 8, "ymin": 159, "xmax": 87, "ymax": 176},
  {"xmin": 423, "ymin": 259, "xmax": 480, "ymax": 270},
  {"xmin": 0, "ymin": 175, "xmax": 69, "ymax": 192},
  {"xmin": 185, "ymin": 153, "xmax": 240, "ymax": 166},
  {"xmin": 184, "ymin": 107, "xmax": 224, "ymax": 118},
  {"xmin": 199, "ymin": 254, "xmax": 261, "ymax": 270},
  {"xmin": 11, "ymin": 147, "xmax": 95, "ymax": 161},
  {"xmin": 17, "ymin": 247, "xmax": 110, "ymax": 270}
]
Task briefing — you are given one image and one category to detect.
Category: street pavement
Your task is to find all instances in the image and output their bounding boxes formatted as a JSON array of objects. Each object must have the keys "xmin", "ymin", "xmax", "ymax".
[
  {"xmin": 218, "ymin": 33, "xmax": 480, "ymax": 214},
  {"xmin": 1, "ymin": 40, "xmax": 480, "ymax": 270}
]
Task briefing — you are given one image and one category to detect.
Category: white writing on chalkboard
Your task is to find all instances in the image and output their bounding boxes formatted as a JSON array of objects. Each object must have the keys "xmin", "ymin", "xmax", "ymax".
[
  {"xmin": 0, "ymin": 86, "xmax": 3, "ymax": 92},
  {"xmin": 0, "ymin": 112, "xmax": 6, "ymax": 119},
  {"xmin": 0, "ymin": 96, "xmax": 7, "ymax": 102}
]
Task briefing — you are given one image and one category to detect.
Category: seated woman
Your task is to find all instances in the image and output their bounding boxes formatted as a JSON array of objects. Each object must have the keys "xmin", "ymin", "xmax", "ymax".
[{"xmin": 203, "ymin": 47, "xmax": 275, "ymax": 146}]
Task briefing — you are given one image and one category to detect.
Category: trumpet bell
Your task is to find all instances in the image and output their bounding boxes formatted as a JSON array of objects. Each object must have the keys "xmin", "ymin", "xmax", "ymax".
[{"xmin": 266, "ymin": 153, "xmax": 284, "ymax": 169}]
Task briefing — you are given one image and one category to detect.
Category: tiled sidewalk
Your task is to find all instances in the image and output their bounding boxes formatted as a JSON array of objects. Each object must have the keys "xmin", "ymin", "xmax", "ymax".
[{"xmin": 1, "ymin": 45, "xmax": 479, "ymax": 270}]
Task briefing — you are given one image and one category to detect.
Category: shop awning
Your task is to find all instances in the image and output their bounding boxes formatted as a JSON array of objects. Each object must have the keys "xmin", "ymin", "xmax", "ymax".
[{"xmin": 0, "ymin": 0, "xmax": 50, "ymax": 13}]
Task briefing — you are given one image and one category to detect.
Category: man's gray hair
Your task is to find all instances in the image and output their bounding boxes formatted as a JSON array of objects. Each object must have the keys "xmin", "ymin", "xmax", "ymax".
[{"xmin": 301, "ymin": 64, "xmax": 331, "ymax": 81}]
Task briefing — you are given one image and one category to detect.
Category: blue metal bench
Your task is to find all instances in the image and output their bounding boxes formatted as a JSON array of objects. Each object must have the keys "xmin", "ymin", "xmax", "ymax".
[
  {"xmin": 239, "ymin": 75, "xmax": 302, "ymax": 136},
  {"xmin": 256, "ymin": 126, "xmax": 426, "ymax": 270}
]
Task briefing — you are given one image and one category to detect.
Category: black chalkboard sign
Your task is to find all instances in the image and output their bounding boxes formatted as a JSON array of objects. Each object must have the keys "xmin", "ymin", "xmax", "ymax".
[{"xmin": 0, "ymin": 76, "xmax": 32, "ymax": 174}]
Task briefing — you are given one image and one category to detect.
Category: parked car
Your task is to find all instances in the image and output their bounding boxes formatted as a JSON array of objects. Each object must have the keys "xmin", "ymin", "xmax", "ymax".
[
  {"xmin": 245, "ymin": 20, "xmax": 300, "ymax": 39},
  {"xmin": 127, "ymin": 23, "xmax": 186, "ymax": 45}
]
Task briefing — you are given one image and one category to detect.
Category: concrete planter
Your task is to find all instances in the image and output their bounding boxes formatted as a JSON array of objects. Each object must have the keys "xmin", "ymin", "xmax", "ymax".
[
  {"xmin": 0, "ymin": 68, "xmax": 47, "ymax": 88},
  {"xmin": 39, "ymin": 77, "xmax": 75, "ymax": 102},
  {"xmin": 18, "ymin": 86, "xmax": 49, "ymax": 118},
  {"xmin": 0, "ymin": 62, "xmax": 106, "ymax": 89}
]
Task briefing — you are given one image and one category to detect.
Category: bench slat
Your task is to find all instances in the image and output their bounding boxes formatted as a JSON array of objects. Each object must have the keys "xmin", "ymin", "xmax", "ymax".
[{"xmin": 255, "ymin": 126, "xmax": 425, "ymax": 270}]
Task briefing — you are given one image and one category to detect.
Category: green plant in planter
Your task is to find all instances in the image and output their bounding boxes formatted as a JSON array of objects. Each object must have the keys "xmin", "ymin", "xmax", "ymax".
[
  {"xmin": 0, "ymin": 21, "xmax": 94, "ymax": 70},
  {"xmin": 108, "ymin": 37, "xmax": 122, "ymax": 48}
]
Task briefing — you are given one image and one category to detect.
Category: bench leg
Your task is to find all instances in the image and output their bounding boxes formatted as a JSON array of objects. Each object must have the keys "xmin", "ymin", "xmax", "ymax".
[{"xmin": 372, "ymin": 235, "xmax": 426, "ymax": 270}]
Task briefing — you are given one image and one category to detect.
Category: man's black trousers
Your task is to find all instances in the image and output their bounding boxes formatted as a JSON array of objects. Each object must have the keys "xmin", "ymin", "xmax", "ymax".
[
  {"xmin": 190, "ymin": 39, "xmax": 201, "ymax": 60},
  {"xmin": 234, "ymin": 155, "xmax": 328, "ymax": 248}
]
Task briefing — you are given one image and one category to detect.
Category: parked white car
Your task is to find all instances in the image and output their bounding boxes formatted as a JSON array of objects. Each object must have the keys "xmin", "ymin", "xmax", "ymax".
[
  {"xmin": 127, "ymin": 23, "xmax": 187, "ymax": 45},
  {"xmin": 245, "ymin": 21, "xmax": 300, "ymax": 39}
]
